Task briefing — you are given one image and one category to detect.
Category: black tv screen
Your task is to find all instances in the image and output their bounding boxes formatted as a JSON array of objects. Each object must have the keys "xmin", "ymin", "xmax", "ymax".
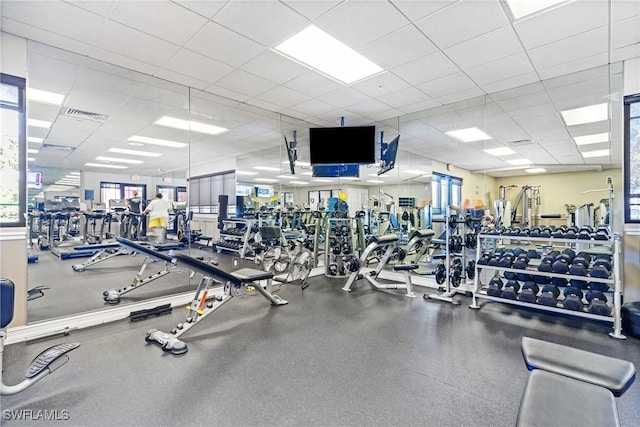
[
  {"xmin": 378, "ymin": 135, "xmax": 400, "ymax": 176},
  {"xmin": 309, "ymin": 126, "xmax": 376, "ymax": 165},
  {"xmin": 312, "ymin": 164, "xmax": 360, "ymax": 178}
]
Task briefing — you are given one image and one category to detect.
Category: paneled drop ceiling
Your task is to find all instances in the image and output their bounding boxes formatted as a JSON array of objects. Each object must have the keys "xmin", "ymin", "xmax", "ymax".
[{"xmin": 2, "ymin": 0, "xmax": 639, "ymax": 181}]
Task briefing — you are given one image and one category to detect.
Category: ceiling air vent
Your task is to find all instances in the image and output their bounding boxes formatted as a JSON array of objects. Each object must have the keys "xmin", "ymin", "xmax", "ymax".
[
  {"xmin": 506, "ymin": 139, "xmax": 533, "ymax": 146},
  {"xmin": 63, "ymin": 107, "xmax": 108, "ymax": 122}
]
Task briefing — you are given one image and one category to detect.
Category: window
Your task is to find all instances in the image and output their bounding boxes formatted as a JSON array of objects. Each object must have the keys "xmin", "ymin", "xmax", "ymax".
[
  {"xmin": 0, "ymin": 73, "xmax": 26, "ymax": 227},
  {"xmin": 624, "ymin": 94, "xmax": 640, "ymax": 222},
  {"xmin": 189, "ymin": 170, "xmax": 235, "ymax": 214},
  {"xmin": 100, "ymin": 182, "xmax": 146, "ymax": 209},
  {"xmin": 432, "ymin": 172, "xmax": 463, "ymax": 214}
]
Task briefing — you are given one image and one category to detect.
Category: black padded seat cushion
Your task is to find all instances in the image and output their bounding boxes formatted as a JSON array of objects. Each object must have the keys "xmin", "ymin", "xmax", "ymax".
[
  {"xmin": 521, "ymin": 337, "xmax": 636, "ymax": 396},
  {"xmin": 74, "ymin": 242, "xmax": 120, "ymax": 251},
  {"xmin": 517, "ymin": 370, "xmax": 619, "ymax": 427},
  {"xmin": 371, "ymin": 234, "xmax": 399, "ymax": 244},
  {"xmin": 232, "ymin": 268, "xmax": 274, "ymax": 282},
  {"xmin": 412, "ymin": 229, "xmax": 435, "ymax": 238},
  {"xmin": 116, "ymin": 237, "xmax": 175, "ymax": 262},
  {"xmin": 393, "ymin": 264, "xmax": 419, "ymax": 271}
]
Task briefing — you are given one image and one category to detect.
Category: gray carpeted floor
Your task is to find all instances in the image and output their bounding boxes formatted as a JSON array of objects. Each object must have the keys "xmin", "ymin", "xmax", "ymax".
[{"xmin": 4, "ymin": 251, "xmax": 640, "ymax": 426}]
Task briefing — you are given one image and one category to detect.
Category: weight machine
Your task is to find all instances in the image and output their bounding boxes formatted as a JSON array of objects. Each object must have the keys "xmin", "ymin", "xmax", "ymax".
[{"xmin": 494, "ymin": 185, "xmax": 541, "ymax": 227}]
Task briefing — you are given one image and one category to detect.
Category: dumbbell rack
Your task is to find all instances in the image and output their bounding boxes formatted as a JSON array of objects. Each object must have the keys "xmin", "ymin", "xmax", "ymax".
[
  {"xmin": 325, "ymin": 218, "xmax": 355, "ymax": 278},
  {"xmin": 470, "ymin": 233, "xmax": 625, "ymax": 339},
  {"xmin": 217, "ymin": 218, "xmax": 256, "ymax": 259}
]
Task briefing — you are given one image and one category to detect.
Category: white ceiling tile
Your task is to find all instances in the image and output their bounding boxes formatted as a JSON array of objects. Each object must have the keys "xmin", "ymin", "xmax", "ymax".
[
  {"xmin": 185, "ymin": 21, "xmax": 265, "ymax": 68},
  {"xmin": 514, "ymin": 0, "xmax": 609, "ymax": 50},
  {"xmin": 26, "ymin": 102, "xmax": 61, "ymax": 123},
  {"xmin": 212, "ymin": 1, "xmax": 309, "ymax": 47},
  {"xmin": 435, "ymin": 87, "xmax": 486, "ymax": 106},
  {"xmin": 528, "ymin": 26, "xmax": 609, "ymax": 70},
  {"xmin": 318, "ymin": 86, "xmax": 371, "ymax": 108},
  {"xmin": 171, "ymin": 0, "xmax": 227, "ymax": 19},
  {"xmin": 612, "ymin": 16, "xmax": 640, "ymax": 50},
  {"xmin": 163, "ymin": 49, "xmax": 234, "ymax": 84},
  {"xmin": 418, "ymin": 72, "xmax": 479, "ymax": 99},
  {"xmin": 359, "ymin": 24, "xmax": 438, "ymax": 70},
  {"xmin": 488, "ymin": 81, "xmax": 546, "ymax": 102},
  {"xmin": 290, "ymin": 99, "xmax": 341, "ymax": 117},
  {"xmin": 537, "ymin": 52, "xmax": 609, "ymax": 81},
  {"xmin": 203, "ymin": 84, "xmax": 253, "ymax": 103},
  {"xmin": 415, "ymin": 0, "xmax": 508, "ymax": 49},
  {"xmin": 377, "ymin": 87, "xmax": 432, "ymax": 110},
  {"xmin": 281, "ymin": 0, "xmax": 343, "ymax": 20},
  {"xmin": 94, "ymin": 20, "xmax": 181, "ymax": 66},
  {"xmin": 2, "ymin": 1, "xmax": 105, "ymax": 44},
  {"xmin": 391, "ymin": 51, "xmax": 461, "ymax": 85},
  {"xmin": 1, "ymin": 17, "xmax": 93, "ymax": 56},
  {"xmin": 352, "ymin": 72, "xmax": 410, "ymax": 97},
  {"xmin": 283, "ymin": 71, "xmax": 344, "ymax": 97},
  {"xmin": 109, "ymin": 1, "xmax": 208, "ymax": 46},
  {"xmin": 509, "ymin": 103, "xmax": 558, "ymax": 120},
  {"xmin": 390, "ymin": 0, "xmax": 457, "ymax": 21},
  {"xmin": 466, "ymin": 53, "xmax": 535, "ymax": 86},
  {"xmin": 214, "ymin": 70, "xmax": 278, "ymax": 98},
  {"xmin": 254, "ymin": 86, "xmax": 310, "ymax": 108},
  {"xmin": 611, "ymin": 44, "xmax": 640, "ymax": 62},
  {"xmin": 611, "ymin": 0, "xmax": 640, "ymax": 22},
  {"xmin": 445, "ymin": 26, "xmax": 523, "ymax": 69},
  {"xmin": 316, "ymin": 1, "xmax": 409, "ymax": 49},
  {"xmin": 63, "ymin": 0, "xmax": 114, "ymax": 16},
  {"xmin": 153, "ymin": 69, "xmax": 210, "ymax": 90},
  {"xmin": 516, "ymin": 113, "xmax": 566, "ymax": 133},
  {"xmin": 480, "ymin": 72, "xmax": 540, "ymax": 95},
  {"xmin": 27, "ymin": 50, "xmax": 84, "ymax": 91},
  {"xmin": 89, "ymin": 47, "xmax": 160, "ymax": 76},
  {"xmin": 398, "ymin": 98, "xmax": 442, "ymax": 114},
  {"xmin": 241, "ymin": 50, "xmax": 308, "ymax": 85}
]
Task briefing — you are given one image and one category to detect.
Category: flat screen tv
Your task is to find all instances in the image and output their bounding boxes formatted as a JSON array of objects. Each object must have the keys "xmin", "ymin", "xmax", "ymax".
[
  {"xmin": 378, "ymin": 135, "xmax": 400, "ymax": 176},
  {"xmin": 312, "ymin": 164, "xmax": 360, "ymax": 178},
  {"xmin": 309, "ymin": 125, "xmax": 375, "ymax": 165},
  {"xmin": 255, "ymin": 186, "xmax": 274, "ymax": 198}
]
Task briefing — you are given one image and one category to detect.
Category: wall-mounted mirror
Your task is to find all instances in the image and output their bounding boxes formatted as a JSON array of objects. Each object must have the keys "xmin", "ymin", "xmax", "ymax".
[{"xmin": 25, "ymin": 41, "xmax": 192, "ymax": 322}]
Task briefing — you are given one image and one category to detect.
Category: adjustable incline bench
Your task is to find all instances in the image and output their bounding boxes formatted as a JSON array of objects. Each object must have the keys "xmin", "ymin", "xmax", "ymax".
[
  {"xmin": 70, "ymin": 241, "xmax": 131, "ymax": 271},
  {"xmin": 517, "ymin": 337, "xmax": 636, "ymax": 427},
  {"xmin": 1, "ymin": 278, "xmax": 79, "ymax": 395},
  {"xmin": 101, "ymin": 238, "xmax": 180, "ymax": 305},
  {"xmin": 145, "ymin": 254, "xmax": 287, "ymax": 355}
]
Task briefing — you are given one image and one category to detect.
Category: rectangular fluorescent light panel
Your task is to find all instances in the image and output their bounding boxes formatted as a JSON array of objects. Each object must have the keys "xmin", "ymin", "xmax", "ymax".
[
  {"xmin": 573, "ymin": 132, "xmax": 609, "ymax": 146},
  {"xmin": 561, "ymin": 103, "xmax": 608, "ymax": 126},
  {"xmin": 236, "ymin": 171, "xmax": 258, "ymax": 176},
  {"xmin": 312, "ymin": 179, "xmax": 332, "ymax": 183},
  {"xmin": 253, "ymin": 166, "xmax": 281, "ymax": 171},
  {"xmin": 85, "ymin": 162, "xmax": 129, "ymax": 169},
  {"xmin": 27, "ymin": 118, "xmax": 52, "ymax": 129},
  {"xmin": 254, "ymin": 178, "xmax": 278, "ymax": 183},
  {"xmin": 445, "ymin": 127, "xmax": 491, "ymax": 143},
  {"xmin": 27, "ymin": 157, "xmax": 36, "ymax": 161},
  {"xmin": 367, "ymin": 179, "xmax": 384, "ymax": 184},
  {"xmin": 274, "ymin": 25, "xmax": 383, "ymax": 84},
  {"xmin": 28, "ymin": 137, "xmax": 44, "ymax": 143},
  {"xmin": 27, "ymin": 149, "xmax": 39, "ymax": 154},
  {"xmin": 68, "ymin": 172, "xmax": 80, "ymax": 176},
  {"xmin": 128, "ymin": 135, "xmax": 188, "ymax": 148},
  {"xmin": 277, "ymin": 175, "xmax": 297, "ymax": 179},
  {"xmin": 108, "ymin": 148, "xmax": 162, "ymax": 157},
  {"xmin": 290, "ymin": 181, "xmax": 309, "ymax": 185},
  {"xmin": 27, "ymin": 88, "xmax": 65, "ymax": 105},
  {"xmin": 405, "ymin": 169, "xmax": 429, "ymax": 175},
  {"xmin": 155, "ymin": 116, "xmax": 227, "ymax": 136},
  {"xmin": 484, "ymin": 147, "xmax": 516, "ymax": 156},
  {"xmin": 525, "ymin": 168, "xmax": 547, "ymax": 173},
  {"xmin": 505, "ymin": 0, "xmax": 566, "ymax": 19},
  {"xmin": 581, "ymin": 149, "xmax": 609, "ymax": 158},
  {"xmin": 96, "ymin": 156, "xmax": 144, "ymax": 164},
  {"xmin": 506, "ymin": 158, "xmax": 533, "ymax": 165}
]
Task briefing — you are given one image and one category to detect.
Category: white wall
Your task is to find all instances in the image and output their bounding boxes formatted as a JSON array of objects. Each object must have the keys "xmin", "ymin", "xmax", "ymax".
[
  {"xmin": 81, "ymin": 170, "xmax": 187, "ymax": 205},
  {"xmin": 624, "ymin": 57, "xmax": 640, "ymax": 96}
]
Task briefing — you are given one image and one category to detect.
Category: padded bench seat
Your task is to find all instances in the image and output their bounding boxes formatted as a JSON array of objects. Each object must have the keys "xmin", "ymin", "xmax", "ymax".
[
  {"xmin": 521, "ymin": 337, "xmax": 636, "ymax": 396},
  {"xmin": 410, "ymin": 229, "xmax": 435, "ymax": 238},
  {"xmin": 517, "ymin": 369, "xmax": 620, "ymax": 427},
  {"xmin": 231, "ymin": 268, "xmax": 274, "ymax": 282},
  {"xmin": 370, "ymin": 234, "xmax": 399, "ymax": 244},
  {"xmin": 393, "ymin": 264, "xmax": 418, "ymax": 272}
]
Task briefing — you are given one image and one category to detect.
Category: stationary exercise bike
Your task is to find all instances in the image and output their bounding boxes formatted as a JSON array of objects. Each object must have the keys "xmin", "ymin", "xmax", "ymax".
[{"xmin": 1, "ymin": 278, "xmax": 79, "ymax": 395}]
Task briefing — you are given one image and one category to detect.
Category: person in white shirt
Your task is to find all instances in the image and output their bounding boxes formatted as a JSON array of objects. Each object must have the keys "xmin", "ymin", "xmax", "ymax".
[{"xmin": 143, "ymin": 193, "xmax": 172, "ymax": 243}]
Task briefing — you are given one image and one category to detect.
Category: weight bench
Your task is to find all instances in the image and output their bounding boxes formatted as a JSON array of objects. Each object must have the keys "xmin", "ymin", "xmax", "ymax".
[
  {"xmin": 1, "ymin": 278, "xmax": 79, "ymax": 395},
  {"xmin": 144, "ymin": 253, "xmax": 286, "ymax": 355},
  {"xmin": 517, "ymin": 337, "xmax": 636, "ymax": 427},
  {"xmin": 70, "ymin": 242, "xmax": 131, "ymax": 271},
  {"xmin": 101, "ymin": 238, "xmax": 180, "ymax": 305}
]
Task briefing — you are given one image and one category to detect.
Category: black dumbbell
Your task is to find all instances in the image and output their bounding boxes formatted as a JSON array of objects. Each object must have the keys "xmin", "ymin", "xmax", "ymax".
[
  {"xmin": 501, "ymin": 280, "xmax": 520, "ymax": 300},
  {"xmin": 527, "ymin": 249, "xmax": 540, "ymax": 259},
  {"xmin": 594, "ymin": 228, "xmax": 609, "ymax": 241},
  {"xmin": 537, "ymin": 285, "xmax": 559, "ymax": 307},
  {"xmin": 486, "ymin": 277, "xmax": 504, "ymax": 297},
  {"xmin": 589, "ymin": 265, "xmax": 611, "ymax": 292},
  {"xmin": 577, "ymin": 229, "xmax": 592, "ymax": 240},
  {"xmin": 571, "ymin": 256, "xmax": 589, "ymax": 269},
  {"xmin": 518, "ymin": 281, "xmax": 539, "ymax": 303},
  {"xmin": 563, "ymin": 294, "xmax": 585, "ymax": 311},
  {"xmin": 564, "ymin": 286, "xmax": 584, "ymax": 299},
  {"xmin": 568, "ymin": 263, "xmax": 588, "ymax": 289},
  {"xmin": 565, "ymin": 229, "xmax": 577, "ymax": 239},
  {"xmin": 328, "ymin": 264, "xmax": 338, "ymax": 276},
  {"xmin": 466, "ymin": 260, "xmax": 476, "ymax": 280},
  {"xmin": 552, "ymin": 229, "xmax": 565, "ymax": 239},
  {"xmin": 539, "ymin": 227, "xmax": 552, "ymax": 238},
  {"xmin": 593, "ymin": 258, "xmax": 612, "ymax": 272},
  {"xmin": 476, "ymin": 253, "xmax": 491, "ymax": 265},
  {"xmin": 561, "ymin": 248, "xmax": 576, "ymax": 262}
]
